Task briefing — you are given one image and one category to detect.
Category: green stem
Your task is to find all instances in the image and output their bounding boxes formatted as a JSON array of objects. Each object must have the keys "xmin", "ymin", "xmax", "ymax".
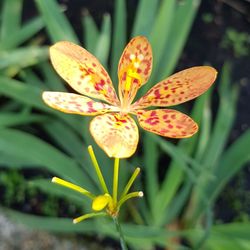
[
  {"xmin": 113, "ymin": 157, "xmax": 120, "ymax": 206},
  {"xmin": 113, "ymin": 216, "xmax": 128, "ymax": 250}
]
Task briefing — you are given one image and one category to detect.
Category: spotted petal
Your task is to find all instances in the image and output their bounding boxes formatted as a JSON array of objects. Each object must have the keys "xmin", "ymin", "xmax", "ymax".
[
  {"xmin": 89, "ymin": 113, "xmax": 139, "ymax": 158},
  {"xmin": 133, "ymin": 66, "xmax": 217, "ymax": 109},
  {"xmin": 42, "ymin": 92, "xmax": 119, "ymax": 115},
  {"xmin": 136, "ymin": 109, "xmax": 198, "ymax": 138},
  {"xmin": 118, "ymin": 36, "xmax": 152, "ymax": 107},
  {"xmin": 50, "ymin": 41, "xmax": 119, "ymax": 106}
]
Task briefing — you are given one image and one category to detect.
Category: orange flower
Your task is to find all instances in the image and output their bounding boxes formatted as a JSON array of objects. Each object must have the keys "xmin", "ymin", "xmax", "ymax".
[{"xmin": 42, "ymin": 36, "xmax": 217, "ymax": 158}]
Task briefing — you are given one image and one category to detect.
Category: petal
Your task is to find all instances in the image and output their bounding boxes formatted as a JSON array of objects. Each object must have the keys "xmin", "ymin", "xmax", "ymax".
[
  {"xmin": 136, "ymin": 109, "xmax": 198, "ymax": 138},
  {"xmin": 50, "ymin": 41, "xmax": 119, "ymax": 106},
  {"xmin": 42, "ymin": 91, "xmax": 119, "ymax": 115},
  {"xmin": 118, "ymin": 36, "xmax": 152, "ymax": 107},
  {"xmin": 90, "ymin": 113, "xmax": 139, "ymax": 158},
  {"xmin": 133, "ymin": 66, "xmax": 217, "ymax": 109}
]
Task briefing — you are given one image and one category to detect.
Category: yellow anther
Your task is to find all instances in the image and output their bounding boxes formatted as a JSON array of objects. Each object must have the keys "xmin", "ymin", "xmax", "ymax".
[{"xmin": 92, "ymin": 194, "xmax": 111, "ymax": 211}]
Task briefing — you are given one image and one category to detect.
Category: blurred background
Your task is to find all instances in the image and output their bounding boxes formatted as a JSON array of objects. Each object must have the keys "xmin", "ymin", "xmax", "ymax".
[{"xmin": 0, "ymin": 0, "xmax": 249, "ymax": 249}]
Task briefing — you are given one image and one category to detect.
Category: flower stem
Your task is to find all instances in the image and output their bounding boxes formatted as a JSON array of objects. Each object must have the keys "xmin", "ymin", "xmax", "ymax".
[
  {"xmin": 113, "ymin": 158, "xmax": 120, "ymax": 206},
  {"xmin": 113, "ymin": 216, "xmax": 128, "ymax": 250}
]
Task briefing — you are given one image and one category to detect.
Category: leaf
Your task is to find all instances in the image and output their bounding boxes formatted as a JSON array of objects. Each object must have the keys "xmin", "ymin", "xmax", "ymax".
[
  {"xmin": 0, "ymin": 0, "xmax": 23, "ymax": 41},
  {"xmin": 0, "ymin": 17, "xmax": 44, "ymax": 50},
  {"xmin": 0, "ymin": 112, "xmax": 47, "ymax": 127},
  {"xmin": 143, "ymin": 132, "xmax": 159, "ymax": 219},
  {"xmin": 152, "ymin": 91, "xmax": 210, "ymax": 226},
  {"xmin": 0, "ymin": 47, "xmax": 48, "ymax": 74},
  {"xmin": 110, "ymin": 0, "xmax": 127, "ymax": 82},
  {"xmin": 209, "ymin": 129, "xmax": 250, "ymax": 203},
  {"xmin": 28, "ymin": 179, "xmax": 89, "ymax": 207},
  {"xmin": 94, "ymin": 14, "xmax": 111, "ymax": 68},
  {"xmin": 82, "ymin": 10, "xmax": 99, "ymax": 53},
  {"xmin": 132, "ymin": 0, "xmax": 159, "ymax": 37},
  {"xmin": 42, "ymin": 118, "xmax": 85, "ymax": 163},
  {"xmin": 157, "ymin": 0, "xmax": 201, "ymax": 79},
  {"xmin": 0, "ymin": 76, "xmax": 82, "ymax": 134},
  {"xmin": 148, "ymin": 0, "xmax": 176, "ymax": 84},
  {"xmin": 35, "ymin": 0, "xmax": 78, "ymax": 43},
  {"xmin": 201, "ymin": 63, "xmax": 238, "ymax": 169},
  {"xmin": 0, "ymin": 128, "xmax": 93, "ymax": 188}
]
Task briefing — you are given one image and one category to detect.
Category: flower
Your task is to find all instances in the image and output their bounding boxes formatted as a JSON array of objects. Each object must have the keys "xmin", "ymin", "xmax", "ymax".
[{"xmin": 42, "ymin": 36, "xmax": 217, "ymax": 158}]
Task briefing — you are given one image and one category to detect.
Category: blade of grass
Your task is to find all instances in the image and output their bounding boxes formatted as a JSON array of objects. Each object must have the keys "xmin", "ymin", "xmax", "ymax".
[
  {"xmin": 132, "ymin": 0, "xmax": 159, "ymax": 37},
  {"xmin": 202, "ymin": 63, "xmax": 238, "ymax": 169},
  {"xmin": 143, "ymin": 132, "xmax": 159, "ymax": 222},
  {"xmin": 148, "ymin": 0, "xmax": 176, "ymax": 85},
  {"xmin": 0, "ymin": 76, "xmax": 82, "ymax": 134},
  {"xmin": 0, "ymin": 47, "xmax": 48, "ymax": 73},
  {"xmin": 207, "ymin": 130, "xmax": 250, "ymax": 207},
  {"xmin": 184, "ymin": 63, "xmax": 240, "ymax": 224},
  {"xmin": 35, "ymin": 0, "xmax": 78, "ymax": 43},
  {"xmin": 42, "ymin": 118, "xmax": 85, "ymax": 162},
  {"xmin": 110, "ymin": 0, "xmax": 126, "ymax": 82},
  {"xmin": 82, "ymin": 10, "xmax": 99, "ymax": 53},
  {"xmin": 1, "ymin": 0, "xmax": 23, "ymax": 41},
  {"xmin": 39, "ymin": 62, "xmax": 67, "ymax": 91},
  {"xmin": 94, "ymin": 14, "xmax": 111, "ymax": 68},
  {"xmin": 152, "ymin": 91, "xmax": 210, "ymax": 226},
  {"xmin": 28, "ymin": 179, "xmax": 88, "ymax": 207},
  {"xmin": 0, "ymin": 112, "xmax": 47, "ymax": 127},
  {"xmin": 0, "ymin": 17, "xmax": 44, "ymax": 50},
  {"xmin": 0, "ymin": 128, "xmax": 92, "ymax": 188},
  {"xmin": 157, "ymin": 0, "xmax": 201, "ymax": 80}
]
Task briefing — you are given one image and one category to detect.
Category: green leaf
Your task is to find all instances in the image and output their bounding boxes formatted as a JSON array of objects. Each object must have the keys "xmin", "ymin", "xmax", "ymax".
[
  {"xmin": 42, "ymin": 118, "xmax": 85, "ymax": 162},
  {"xmin": 143, "ymin": 132, "xmax": 159, "ymax": 219},
  {"xmin": 149, "ymin": 0, "xmax": 176, "ymax": 84},
  {"xmin": 132, "ymin": 0, "xmax": 159, "ymax": 37},
  {"xmin": 202, "ymin": 63, "xmax": 238, "ymax": 169},
  {"xmin": 209, "ymin": 130, "xmax": 250, "ymax": 203},
  {"xmin": 28, "ymin": 179, "xmax": 88, "ymax": 207},
  {"xmin": 1, "ymin": 0, "xmax": 23, "ymax": 41},
  {"xmin": 35, "ymin": 0, "xmax": 78, "ymax": 43},
  {"xmin": 0, "ymin": 128, "xmax": 92, "ymax": 187},
  {"xmin": 0, "ymin": 112, "xmax": 47, "ymax": 127},
  {"xmin": 0, "ymin": 76, "xmax": 82, "ymax": 133},
  {"xmin": 0, "ymin": 47, "xmax": 48, "ymax": 74},
  {"xmin": 39, "ymin": 62, "xmax": 67, "ymax": 91},
  {"xmin": 0, "ymin": 76, "xmax": 47, "ymax": 110},
  {"xmin": 82, "ymin": 11, "xmax": 99, "ymax": 53},
  {"xmin": 157, "ymin": 0, "xmax": 201, "ymax": 79},
  {"xmin": 94, "ymin": 14, "xmax": 111, "ymax": 68},
  {"xmin": 0, "ymin": 17, "xmax": 44, "ymax": 50},
  {"xmin": 4, "ymin": 208, "xmax": 98, "ymax": 233},
  {"xmin": 152, "ymin": 91, "xmax": 210, "ymax": 226},
  {"xmin": 110, "ymin": 0, "xmax": 126, "ymax": 82}
]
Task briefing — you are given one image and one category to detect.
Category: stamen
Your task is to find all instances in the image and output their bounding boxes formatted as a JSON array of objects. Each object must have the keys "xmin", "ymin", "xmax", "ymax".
[
  {"xmin": 73, "ymin": 212, "xmax": 106, "ymax": 224},
  {"xmin": 117, "ymin": 191, "xmax": 144, "ymax": 209},
  {"xmin": 51, "ymin": 177, "xmax": 95, "ymax": 199},
  {"xmin": 120, "ymin": 167, "xmax": 140, "ymax": 199}
]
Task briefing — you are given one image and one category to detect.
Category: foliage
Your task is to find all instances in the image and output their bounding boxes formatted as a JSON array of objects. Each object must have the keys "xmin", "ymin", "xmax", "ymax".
[{"xmin": 0, "ymin": 0, "xmax": 249, "ymax": 249}]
